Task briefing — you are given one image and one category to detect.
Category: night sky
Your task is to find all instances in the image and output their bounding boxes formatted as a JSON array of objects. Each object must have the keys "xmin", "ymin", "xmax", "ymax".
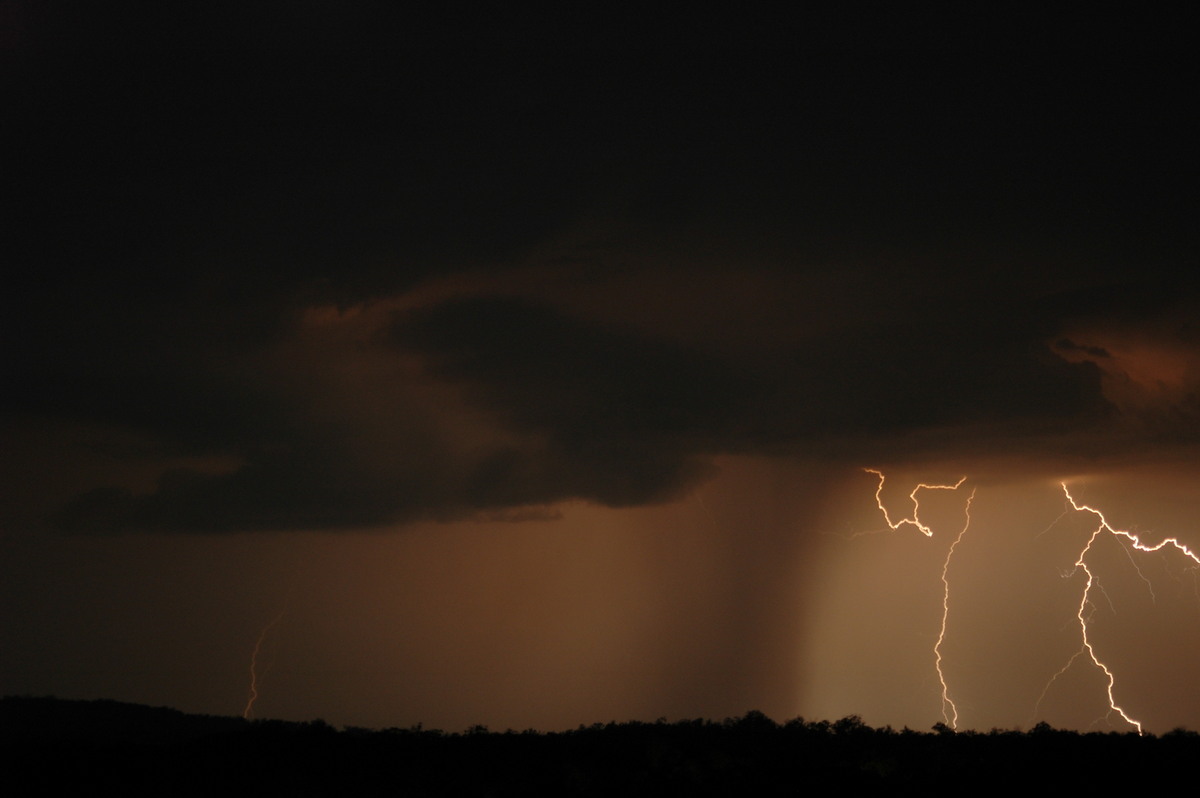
[{"xmin": 4, "ymin": 6, "xmax": 1199, "ymax": 733}]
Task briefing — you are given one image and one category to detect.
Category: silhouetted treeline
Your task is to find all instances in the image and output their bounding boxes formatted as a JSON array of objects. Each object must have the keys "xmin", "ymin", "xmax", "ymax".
[{"xmin": 4, "ymin": 696, "xmax": 1198, "ymax": 796}]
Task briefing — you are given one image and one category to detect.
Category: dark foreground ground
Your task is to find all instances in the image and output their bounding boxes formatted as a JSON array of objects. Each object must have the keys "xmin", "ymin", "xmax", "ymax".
[{"xmin": 4, "ymin": 696, "xmax": 1196, "ymax": 795}]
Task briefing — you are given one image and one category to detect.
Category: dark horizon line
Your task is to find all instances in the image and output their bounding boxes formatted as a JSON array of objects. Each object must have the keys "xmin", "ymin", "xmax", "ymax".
[{"xmin": 4, "ymin": 693, "xmax": 1187, "ymax": 738}]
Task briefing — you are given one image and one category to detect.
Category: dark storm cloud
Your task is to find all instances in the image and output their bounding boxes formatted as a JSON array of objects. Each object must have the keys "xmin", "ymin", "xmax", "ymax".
[
  {"xmin": 48, "ymin": 278, "xmax": 1118, "ymax": 535},
  {"xmin": 51, "ymin": 261, "xmax": 1200, "ymax": 535},
  {"xmin": 392, "ymin": 289, "xmax": 1110, "ymax": 466},
  {"xmin": 1055, "ymin": 340, "xmax": 1112, "ymax": 359},
  {"xmin": 389, "ymin": 296, "xmax": 754, "ymax": 508},
  {"xmin": 7, "ymin": 8, "xmax": 1198, "ymax": 533},
  {"xmin": 55, "ymin": 440, "xmax": 441, "ymax": 534},
  {"xmin": 391, "ymin": 297, "xmax": 754, "ymax": 446}
]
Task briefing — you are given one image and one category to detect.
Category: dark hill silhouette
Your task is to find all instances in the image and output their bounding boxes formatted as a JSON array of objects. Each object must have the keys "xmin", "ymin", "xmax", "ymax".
[
  {"xmin": 4, "ymin": 696, "xmax": 1197, "ymax": 795},
  {"xmin": 2, "ymin": 695, "xmax": 248, "ymax": 745}
]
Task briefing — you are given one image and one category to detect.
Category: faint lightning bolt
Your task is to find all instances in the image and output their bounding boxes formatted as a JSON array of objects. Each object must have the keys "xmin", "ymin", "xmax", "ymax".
[
  {"xmin": 865, "ymin": 469, "xmax": 971, "ymax": 728},
  {"xmin": 1035, "ymin": 507, "xmax": 1073, "ymax": 540},
  {"xmin": 1031, "ymin": 646, "xmax": 1088, "ymax": 723},
  {"xmin": 243, "ymin": 609, "xmax": 286, "ymax": 720},
  {"xmin": 1047, "ymin": 483, "xmax": 1200, "ymax": 735},
  {"xmin": 1116, "ymin": 537, "xmax": 1157, "ymax": 605},
  {"xmin": 1091, "ymin": 578, "xmax": 1117, "ymax": 617}
]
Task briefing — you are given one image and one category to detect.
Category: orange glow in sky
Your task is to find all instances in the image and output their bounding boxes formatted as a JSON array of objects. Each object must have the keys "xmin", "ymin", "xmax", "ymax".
[{"xmin": 807, "ymin": 469, "xmax": 1200, "ymax": 734}]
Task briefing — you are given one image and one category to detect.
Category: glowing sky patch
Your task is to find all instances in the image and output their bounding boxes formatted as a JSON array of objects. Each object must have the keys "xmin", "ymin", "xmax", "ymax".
[{"xmin": 807, "ymin": 470, "xmax": 1200, "ymax": 733}]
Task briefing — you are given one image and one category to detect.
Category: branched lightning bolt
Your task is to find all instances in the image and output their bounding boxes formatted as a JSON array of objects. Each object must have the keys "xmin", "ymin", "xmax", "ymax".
[
  {"xmin": 865, "ymin": 468, "xmax": 967, "ymax": 537},
  {"xmin": 1060, "ymin": 513, "xmax": 1142, "ymax": 733},
  {"xmin": 1048, "ymin": 484, "xmax": 1200, "ymax": 735},
  {"xmin": 865, "ymin": 469, "xmax": 971, "ymax": 728},
  {"xmin": 1063, "ymin": 484, "xmax": 1200, "ymax": 568},
  {"xmin": 243, "ymin": 609, "xmax": 286, "ymax": 720},
  {"xmin": 860, "ymin": 473, "xmax": 1197, "ymax": 733}
]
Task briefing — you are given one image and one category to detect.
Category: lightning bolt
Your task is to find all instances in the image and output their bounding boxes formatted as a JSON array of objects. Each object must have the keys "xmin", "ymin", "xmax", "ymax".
[
  {"xmin": 861, "ymin": 472, "xmax": 1197, "ymax": 733},
  {"xmin": 865, "ymin": 469, "xmax": 972, "ymax": 728},
  {"xmin": 1041, "ymin": 484, "xmax": 1200, "ymax": 735},
  {"xmin": 866, "ymin": 468, "xmax": 967, "ymax": 537},
  {"xmin": 243, "ymin": 609, "xmax": 286, "ymax": 720},
  {"xmin": 934, "ymin": 487, "xmax": 975, "ymax": 729}
]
